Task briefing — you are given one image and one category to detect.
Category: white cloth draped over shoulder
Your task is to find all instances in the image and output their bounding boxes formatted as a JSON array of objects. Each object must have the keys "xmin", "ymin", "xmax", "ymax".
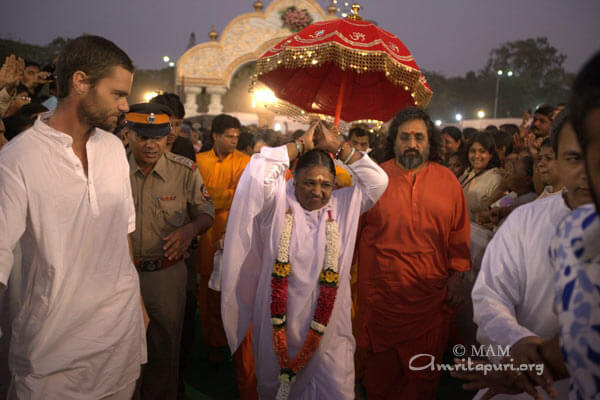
[{"xmin": 221, "ymin": 146, "xmax": 388, "ymax": 399}]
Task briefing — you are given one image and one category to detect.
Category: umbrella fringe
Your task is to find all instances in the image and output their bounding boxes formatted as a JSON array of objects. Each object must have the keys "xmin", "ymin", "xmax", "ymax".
[{"xmin": 252, "ymin": 40, "xmax": 432, "ymax": 108}]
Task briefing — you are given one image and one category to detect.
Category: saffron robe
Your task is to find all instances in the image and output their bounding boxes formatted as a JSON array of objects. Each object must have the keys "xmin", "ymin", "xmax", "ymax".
[
  {"xmin": 221, "ymin": 146, "xmax": 388, "ymax": 399},
  {"xmin": 357, "ymin": 160, "xmax": 471, "ymax": 351},
  {"xmin": 196, "ymin": 149, "xmax": 250, "ymax": 347}
]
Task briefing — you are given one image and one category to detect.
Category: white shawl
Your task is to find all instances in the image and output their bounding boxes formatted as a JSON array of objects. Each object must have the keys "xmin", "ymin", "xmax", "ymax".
[{"xmin": 221, "ymin": 145, "xmax": 387, "ymax": 399}]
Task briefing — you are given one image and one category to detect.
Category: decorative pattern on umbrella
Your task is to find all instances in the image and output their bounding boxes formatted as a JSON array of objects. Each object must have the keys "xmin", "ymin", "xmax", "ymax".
[{"xmin": 253, "ymin": 10, "xmax": 433, "ymax": 123}]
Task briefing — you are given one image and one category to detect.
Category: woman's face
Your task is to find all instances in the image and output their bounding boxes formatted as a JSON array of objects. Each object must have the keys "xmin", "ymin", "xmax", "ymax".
[
  {"xmin": 294, "ymin": 165, "xmax": 335, "ymax": 211},
  {"xmin": 441, "ymin": 133, "xmax": 460, "ymax": 157},
  {"xmin": 468, "ymin": 142, "xmax": 492, "ymax": 172}
]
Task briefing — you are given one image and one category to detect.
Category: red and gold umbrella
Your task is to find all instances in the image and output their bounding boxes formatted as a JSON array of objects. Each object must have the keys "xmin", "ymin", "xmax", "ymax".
[{"xmin": 255, "ymin": 5, "xmax": 432, "ymax": 126}]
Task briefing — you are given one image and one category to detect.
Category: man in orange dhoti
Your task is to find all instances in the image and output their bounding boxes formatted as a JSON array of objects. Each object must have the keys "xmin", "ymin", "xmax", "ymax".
[
  {"xmin": 356, "ymin": 108, "xmax": 471, "ymax": 399},
  {"xmin": 195, "ymin": 114, "xmax": 255, "ymax": 399}
]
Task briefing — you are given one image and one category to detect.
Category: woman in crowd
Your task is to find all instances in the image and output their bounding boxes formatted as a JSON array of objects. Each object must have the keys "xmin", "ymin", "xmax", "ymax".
[
  {"xmin": 220, "ymin": 121, "xmax": 388, "ymax": 399},
  {"xmin": 459, "ymin": 132, "xmax": 505, "ymax": 218},
  {"xmin": 440, "ymin": 126, "xmax": 463, "ymax": 164}
]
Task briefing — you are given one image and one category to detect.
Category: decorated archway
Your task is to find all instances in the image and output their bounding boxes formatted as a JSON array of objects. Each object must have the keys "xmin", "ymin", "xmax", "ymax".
[{"xmin": 176, "ymin": 0, "xmax": 336, "ymax": 117}]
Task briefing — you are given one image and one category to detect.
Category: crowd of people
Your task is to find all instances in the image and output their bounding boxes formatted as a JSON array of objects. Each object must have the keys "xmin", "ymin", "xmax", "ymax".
[{"xmin": 0, "ymin": 34, "xmax": 598, "ymax": 400}]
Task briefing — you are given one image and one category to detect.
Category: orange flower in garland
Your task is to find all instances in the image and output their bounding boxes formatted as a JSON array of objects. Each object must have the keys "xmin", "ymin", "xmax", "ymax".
[{"xmin": 271, "ymin": 210, "xmax": 340, "ymax": 400}]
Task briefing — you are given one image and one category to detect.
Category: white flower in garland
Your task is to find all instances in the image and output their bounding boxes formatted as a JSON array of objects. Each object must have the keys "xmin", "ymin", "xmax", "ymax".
[
  {"xmin": 324, "ymin": 217, "xmax": 340, "ymax": 272},
  {"xmin": 310, "ymin": 320, "xmax": 326, "ymax": 333},
  {"xmin": 277, "ymin": 212, "xmax": 294, "ymax": 263},
  {"xmin": 272, "ymin": 208, "xmax": 340, "ymax": 400},
  {"xmin": 276, "ymin": 381, "xmax": 291, "ymax": 400}
]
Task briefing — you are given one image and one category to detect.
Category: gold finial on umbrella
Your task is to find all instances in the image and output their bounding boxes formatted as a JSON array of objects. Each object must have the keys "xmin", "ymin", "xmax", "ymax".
[
  {"xmin": 327, "ymin": 0, "xmax": 337, "ymax": 16},
  {"xmin": 253, "ymin": 0, "xmax": 264, "ymax": 11},
  {"xmin": 347, "ymin": 4, "xmax": 363, "ymax": 20},
  {"xmin": 209, "ymin": 25, "xmax": 219, "ymax": 41}
]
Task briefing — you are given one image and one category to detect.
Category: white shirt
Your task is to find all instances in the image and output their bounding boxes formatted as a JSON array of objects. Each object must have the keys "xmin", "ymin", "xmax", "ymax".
[
  {"xmin": 472, "ymin": 193, "xmax": 571, "ymax": 399},
  {"xmin": 221, "ymin": 146, "xmax": 388, "ymax": 399},
  {"xmin": 0, "ymin": 115, "xmax": 146, "ymax": 399}
]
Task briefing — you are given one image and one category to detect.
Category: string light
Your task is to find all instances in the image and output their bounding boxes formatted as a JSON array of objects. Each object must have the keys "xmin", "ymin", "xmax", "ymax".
[{"xmin": 326, "ymin": 0, "xmax": 360, "ymax": 19}]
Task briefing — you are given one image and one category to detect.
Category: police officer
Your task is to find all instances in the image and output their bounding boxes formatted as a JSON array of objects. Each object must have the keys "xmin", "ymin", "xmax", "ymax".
[{"xmin": 124, "ymin": 103, "xmax": 215, "ymax": 400}]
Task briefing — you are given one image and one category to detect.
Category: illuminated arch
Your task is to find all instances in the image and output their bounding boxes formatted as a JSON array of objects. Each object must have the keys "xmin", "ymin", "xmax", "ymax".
[{"xmin": 176, "ymin": 0, "xmax": 334, "ymax": 116}]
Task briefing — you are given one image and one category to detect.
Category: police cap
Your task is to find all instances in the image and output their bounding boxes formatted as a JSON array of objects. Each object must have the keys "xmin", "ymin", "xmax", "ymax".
[{"xmin": 125, "ymin": 103, "xmax": 172, "ymax": 138}]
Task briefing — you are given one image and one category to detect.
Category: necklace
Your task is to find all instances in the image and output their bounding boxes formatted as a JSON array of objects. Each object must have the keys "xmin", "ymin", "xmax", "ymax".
[
  {"xmin": 460, "ymin": 167, "xmax": 488, "ymax": 188},
  {"xmin": 271, "ymin": 208, "xmax": 340, "ymax": 399}
]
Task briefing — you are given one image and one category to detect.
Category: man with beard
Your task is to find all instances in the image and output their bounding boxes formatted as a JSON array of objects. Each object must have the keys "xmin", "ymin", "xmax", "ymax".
[
  {"xmin": 0, "ymin": 35, "xmax": 147, "ymax": 399},
  {"xmin": 356, "ymin": 107, "xmax": 471, "ymax": 399},
  {"xmin": 124, "ymin": 103, "xmax": 214, "ymax": 399}
]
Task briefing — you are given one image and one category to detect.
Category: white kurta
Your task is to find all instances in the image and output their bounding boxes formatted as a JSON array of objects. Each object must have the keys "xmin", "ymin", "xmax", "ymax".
[
  {"xmin": 0, "ymin": 115, "xmax": 146, "ymax": 399},
  {"xmin": 472, "ymin": 193, "xmax": 571, "ymax": 399},
  {"xmin": 221, "ymin": 146, "xmax": 388, "ymax": 399}
]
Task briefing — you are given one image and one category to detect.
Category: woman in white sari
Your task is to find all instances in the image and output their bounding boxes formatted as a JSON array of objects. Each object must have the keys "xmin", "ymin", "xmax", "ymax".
[{"xmin": 220, "ymin": 122, "xmax": 388, "ymax": 399}]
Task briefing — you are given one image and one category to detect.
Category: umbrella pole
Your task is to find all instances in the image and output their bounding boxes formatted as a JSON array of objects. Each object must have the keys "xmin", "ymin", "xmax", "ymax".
[{"xmin": 334, "ymin": 72, "xmax": 348, "ymax": 128}]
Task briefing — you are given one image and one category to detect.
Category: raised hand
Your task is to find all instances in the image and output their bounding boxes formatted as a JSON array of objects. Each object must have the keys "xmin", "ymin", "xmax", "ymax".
[
  {"xmin": 299, "ymin": 120, "xmax": 318, "ymax": 153},
  {"xmin": 314, "ymin": 121, "xmax": 343, "ymax": 154},
  {"xmin": 513, "ymin": 133, "xmax": 525, "ymax": 152},
  {"xmin": 0, "ymin": 55, "xmax": 25, "ymax": 92},
  {"xmin": 35, "ymin": 70, "xmax": 53, "ymax": 86},
  {"xmin": 525, "ymin": 133, "xmax": 541, "ymax": 157}
]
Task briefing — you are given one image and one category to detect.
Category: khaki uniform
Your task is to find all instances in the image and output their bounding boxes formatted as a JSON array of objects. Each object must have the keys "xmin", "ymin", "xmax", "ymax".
[{"xmin": 129, "ymin": 151, "xmax": 214, "ymax": 400}]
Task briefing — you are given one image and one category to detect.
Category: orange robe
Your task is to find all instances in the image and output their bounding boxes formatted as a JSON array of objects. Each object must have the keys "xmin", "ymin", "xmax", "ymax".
[
  {"xmin": 356, "ymin": 160, "xmax": 470, "ymax": 399},
  {"xmin": 196, "ymin": 149, "xmax": 257, "ymax": 399}
]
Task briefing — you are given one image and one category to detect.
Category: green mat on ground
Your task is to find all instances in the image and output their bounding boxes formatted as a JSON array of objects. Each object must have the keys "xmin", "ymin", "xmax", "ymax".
[{"xmin": 182, "ymin": 310, "xmax": 239, "ymax": 400}]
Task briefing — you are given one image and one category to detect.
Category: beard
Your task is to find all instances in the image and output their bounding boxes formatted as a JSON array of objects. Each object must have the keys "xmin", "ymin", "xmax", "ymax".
[
  {"xmin": 396, "ymin": 148, "xmax": 428, "ymax": 169},
  {"xmin": 78, "ymin": 91, "xmax": 119, "ymax": 132}
]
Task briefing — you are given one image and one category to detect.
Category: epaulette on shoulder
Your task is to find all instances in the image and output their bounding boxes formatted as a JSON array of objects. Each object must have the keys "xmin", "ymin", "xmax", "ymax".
[{"xmin": 167, "ymin": 152, "xmax": 197, "ymax": 170}]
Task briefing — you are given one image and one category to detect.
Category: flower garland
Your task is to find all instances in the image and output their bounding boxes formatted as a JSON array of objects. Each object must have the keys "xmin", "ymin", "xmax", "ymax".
[{"xmin": 271, "ymin": 209, "xmax": 340, "ymax": 400}]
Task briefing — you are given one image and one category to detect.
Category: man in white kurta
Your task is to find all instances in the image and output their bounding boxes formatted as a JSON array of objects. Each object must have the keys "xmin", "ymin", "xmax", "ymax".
[
  {"xmin": 472, "ymin": 193, "xmax": 571, "ymax": 399},
  {"xmin": 220, "ymin": 145, "xmax": 388, "ymax": 399},
  {"xmin": 0, "ymin": 115, "xmax": 146, "ymax": 398}
]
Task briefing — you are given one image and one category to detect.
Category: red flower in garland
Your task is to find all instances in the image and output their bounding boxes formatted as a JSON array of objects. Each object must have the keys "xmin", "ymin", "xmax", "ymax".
[
  {"xmin": 271, "ymin": 277, "xmax": 288, "ymax": 316},
  {"xmin": 314, "ymin": 284, "xmax": 337, "ymax": 324}
]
